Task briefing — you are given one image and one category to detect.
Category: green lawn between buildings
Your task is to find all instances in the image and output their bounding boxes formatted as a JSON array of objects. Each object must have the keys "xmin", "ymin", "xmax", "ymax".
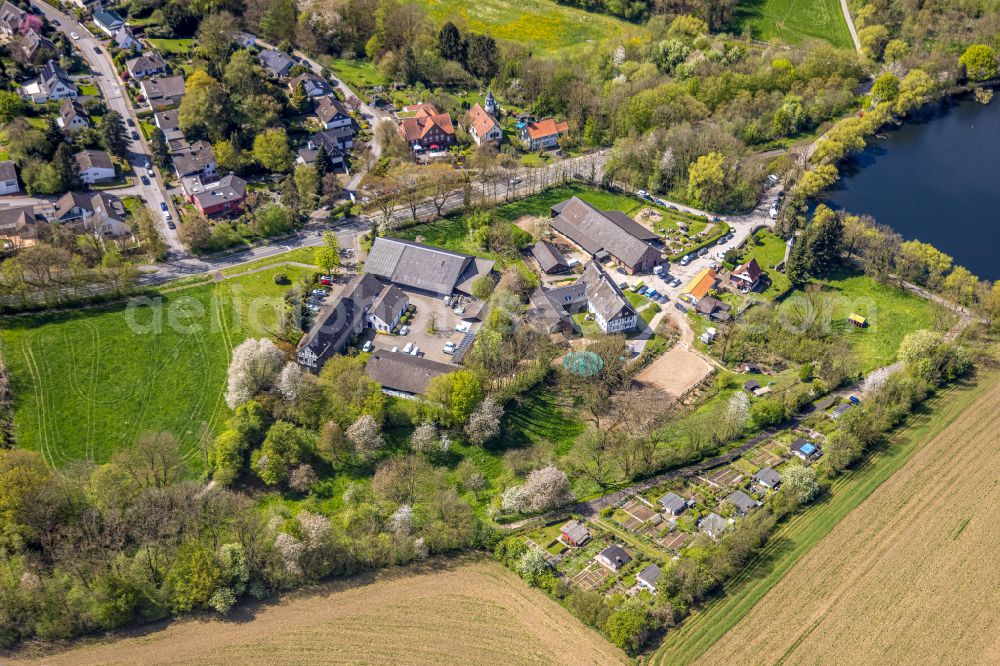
[
  {"xmin": 651, "ymin": 368, "xmax": 998, "ymax": 665},
  {"xmin": 728, "ymin": 229, "xmax": 791, "ymax": 299},
  {"xmin": 147, "ymin": 38, "xmax": 195, "ymax": 55},
  {"xmin": 735, "ymin": 0, "xmax": 854, "ymax": 49}
]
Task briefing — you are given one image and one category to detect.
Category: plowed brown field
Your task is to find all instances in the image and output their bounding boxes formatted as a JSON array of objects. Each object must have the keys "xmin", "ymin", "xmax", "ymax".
[
  {"xmin": 697, "ymin": 373, "xmax": 1000, "ymax": 665},
  {"xmin": 10, "ymin": 560, "xmax": 625, "ymax": 666}
]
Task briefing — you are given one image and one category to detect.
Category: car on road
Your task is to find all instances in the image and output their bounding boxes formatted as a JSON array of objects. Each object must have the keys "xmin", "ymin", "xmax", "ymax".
[
  {"xmin": 159, "ymin": 202, "xmax": 168, "ymax": 212},
  {"xmin": 127, "ymin": 118, "xmax": 135, "ymax": 127},
  {"xmin": 167, "ymin": 221, "xmax": 175, "ymax": 229},
  {"xmin": 362, "ymin": 340, "xmax": 373, "ymax": 352},
  {"xmin": 51, "ymin": 19, "xmax": 60, "ymax": 26},
  {"xmin": 93, "ymin": 47, "xmax": 101, "ymax": 54},
  {"xmin": 674, "ymin": 303, "xmax": 687, "ymax": 312},
  {"xmin": 70, "ymin": 31, "xmax": 79, "ymax": 39},
  {"xmin": 140, "ymin": 175, "xmax": 150, "ymax": 185},
  {"xmin": 130, "ymin": 131, "xmax": 139, "ymax": 140}
]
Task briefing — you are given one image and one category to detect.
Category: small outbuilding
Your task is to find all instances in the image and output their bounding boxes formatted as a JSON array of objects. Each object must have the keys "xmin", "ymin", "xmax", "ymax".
[
  {"xmin": 753, "ymin": 467, "xmax": 781, "ymax": 490},
  {"xmin": 636, "ymin": 564, "xmax": 661, "ymax": 593},
  {"xmin": 699, "ymin": 513, "xmax": 728, "ymax": 540},
  {"xmin": 657, "ymin": 492, "xmax": 687, "ymax": 516},
  {"xmin": 560, "ymin": 520, "xmax": 591, "ymax": 548},
  {"xmin": 596, "ymin": 544, "xmax": 632, "ymax": 571},
  {"xmin": 790, "ymin": 438, "xmax": 821, "ymax": 461},
  {"xmin": 727, "ymin": 490, "xmax": 759, "ymax": 516}
]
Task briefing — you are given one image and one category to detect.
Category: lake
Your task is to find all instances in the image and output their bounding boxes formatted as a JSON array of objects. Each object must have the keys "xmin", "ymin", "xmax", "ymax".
[{"xmin": 823, "ymin": 93, "xmax": 1000, "ymax": 281}]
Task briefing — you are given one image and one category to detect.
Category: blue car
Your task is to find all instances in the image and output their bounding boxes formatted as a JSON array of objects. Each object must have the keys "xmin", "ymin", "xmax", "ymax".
[
  {"xmin": 159, "ymin": 202, "xmax": 168, "ymax": 212},
  {"xmin": 637, "ymin": 287, "xmax": 648, "ymax": 295},
  {"xmin": 674, "ymin": 303, "xmax": 687, "ymax": 312},
  {"xmin": 647, "ymin": 290, "xmax": 659, "ymax": 299},
  {"xmin": 849, "ymin": 395, "xmax": 861, "ymax": 405}
]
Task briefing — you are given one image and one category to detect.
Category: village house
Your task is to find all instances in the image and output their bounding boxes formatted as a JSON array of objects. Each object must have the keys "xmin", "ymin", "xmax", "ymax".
[
  {"xmin": 398, "ymin": 104, "xmax": 455, "ymax": 151},
  {"xmin": 560, "ymin": 520, "xmax": 591, "ymax": 547},
  {"xmin": 683, "ymin": 267, "xmax": 719, "ymax": 305},
  {"xmin": 730, "ymin": 257, "xmax": 764, "ymax": 292},
  {"xmin": 596, "ymin": 544, "xmax": 632, "ymax": 571},
  {"xmin": 0, "ymin": 1, "xmax": 23, "ymax": 37},
  {"xmin": 296, "ymin": 146, "xmax": 346, "ymax": 172},
  {"xmin": 92, "ymin": 9, "xmax": 125, "ymax": 36},
  {"xmin": 636, "ymin": 564, "xmax": 661, "ymax": 594},
  {"xmin": 171, "ymin": 140, "xmax": 216, "ymax": 179},
  {"xmin": 0, "ymin": 205, "xmax": 37, "ymax": 247},
  {"xmin": 182, "ymin": 174, "xmax": 247, "ymax": 216},
  {"xmin": 19, "ymin": 28, "xmax": 56, "ymax": 62},
  {"xmin": 657, "ymin": 492, "xmax": 688, "ymax": 517},
  {"xmin": 57, "ymin": 98, "xmax": 89, "ymax": 132},
  {"xmin": 52, "ymin": 191, "xmax": 129, "ymax": 237},
  {"xmin": 126, "ymin": 52, "xmax": 168, "ymax": 79},
  {"xmin": 790, "ymin": 438, "xmax": 821, "ymax": 461},
  {"xmin": 314, "ymin": 95, "xmax": 352, "ymax": 130},
  {"xmin": 140, "ymin": 75, "xmax": 186, "ymax": 110},
  {"xmin": 366, "ymin": 283, "xmax": 408, "ymax": 333},
  {"xmin": 695, "ymin": 295, "xmax": 732, "ymax": 321},
  {"xmin": 518, "ymin": 117, "xmax": 568, "ymax": 150},
  {"xmin": 550, "ymin": 197, "xmax": 660, "ymax": 275},
  {"xmin": 753, "ymin": 467, "xmax": 781, "ymax": 490},
  {"xmin": 699, "ymin": 512, "xmax": 728, "ymax": 540},
  {"xmin": 153, "ymin": 110, "xmax": 183, "ymax": 142},
  {"xmin": 113, "ymin": 26, "xmax": 139, "ymax": 51},
  {"xmin": 21, "ymin": 59, "xmax": 76, "ymax": 103},
  {"xmin": 74, "ymin": 149, "xmax": 116, "ymax": 184},
  {"xmin": 364, "ymin": 350, "xmax": 454, "ymax": 398},
  {"xmin": 363, "ymin": 237, "xmax": 495, "ymax": 298},
  {"xmin": 727, "ymin": 490, "xmax": 759, "ymax": 516},
  {"xmin": 527, "ymin": 261, "xmax": 637, "ymax": 335},
  {"xmin": 530, "ymin": 240, "xmax": 570, "ymax": 274},
  {"xmin": 258, "ymin": 49, "xmax": 294, "ymax": 78},
  {"xmin": 289, "ymin": 71, "xmax": 333, "ymax": 98},
  {"xmin": 308, "ymin": 126, "xmax": 354, "ymax": 154},
  {"xmin": 0, "ymin": 160, "xmax": 19, "ymax": 195},
  {"xmin": 466, "ymin": 102, "xmax": 502, "ymax": 146}
]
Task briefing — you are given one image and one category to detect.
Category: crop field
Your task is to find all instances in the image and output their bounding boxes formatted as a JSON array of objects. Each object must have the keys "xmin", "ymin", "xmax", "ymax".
[
  {"xmin": 10, "ymin": 560, "xmax": 627, "ymax": 666},
  {"xmin": 0, "ymin": 263, "xmax": 313, "ymax": 471},
  {"xmin": 735, "ymin": 0, "xmax": 854, "ymax": 49},
  {"xmin": 697, "ymin": 366, "xmax": 1000, "ymax": 664},
  {"xmin": 651, "ymin": 365, "xmax": 999, "ymax": 665},
  {"xmin": 414, "ymin": 0, "xmax": 647, "ymax": 54}
]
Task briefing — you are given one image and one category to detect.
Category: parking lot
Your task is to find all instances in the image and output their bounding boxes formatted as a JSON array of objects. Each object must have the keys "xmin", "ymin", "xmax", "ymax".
[{"xmin": 364, "ymin": 290, "xmax": 477, "ymax": 364}]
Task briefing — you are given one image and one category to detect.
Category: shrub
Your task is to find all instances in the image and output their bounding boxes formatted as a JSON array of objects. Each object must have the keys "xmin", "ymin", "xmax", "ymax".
[{"xmin": 273, "ymin": 272, "xmax": 289, "ymax": 284}]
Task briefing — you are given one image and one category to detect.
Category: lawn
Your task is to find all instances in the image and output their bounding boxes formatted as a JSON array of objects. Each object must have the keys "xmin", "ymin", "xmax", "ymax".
[
  {"xmin": 728, "ymin": 229, "xmax": 790, "ymax": 299},
  {"xmin": 78, "ymin": 84, "xmax": 99, "ymax": 97},
  {"xmin": 651, "ymin": 367, "xmax": 998, "ymax": 665},
  {"xmin": 147, "ymin": 38, "xmax": 195, "ymax": 55},
  {"xmin": 411, "ymin": 0, "xmax": 648, "ymax": 55},
  {"xmin": 0, "ymin": 263, "xmax": 314, "ymax": 471},
  {"xmin": 325, "ymin": 57, "xmax": 387, "ymax": 90},
  {"xmin": 734, "ymin": 0, "xmax": 854, "ymax": 49}
]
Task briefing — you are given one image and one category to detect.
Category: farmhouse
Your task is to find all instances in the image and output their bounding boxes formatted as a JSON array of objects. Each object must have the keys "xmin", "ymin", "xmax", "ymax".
[
  {"xmin": 58, "ymin": 98, "xmax": 89, "ymax": 132},
  {"xmin": 753, "ymin": 467, "xmax": 781, "ymax": 490},
  {"xmin": 699, "ymin": 512, "xmax": 728, "ymax": 540},
  {"xmin": 466, "ymin": 102, "xmax": 502, "ymax": 146},
  {"xmin": 727, "ymin": 490, "xmax": 759, "ymax": 516},
  {"xmin": 791, "ymin": 438, "xmax": 821, "ymax": 461},
  {"xmin": 530, "ymin": 240, "xmax": 570, "ymax": 274},
  {"xmin": 518, "ymin": 117, "xmax": 568, "ymax": 150},
  {"xmin": 683, "ymin": 267, "xmax": 718, "ymax": 305},
  {"xmin": 0, "ymin": 1, "xmax": 23, "ymax": 36},
  {"xmin": 636, "ymin": 564, "xmax": 661, "ymax": 593},
  {"xmin": 258, "ymin": 49, "xmax": 294, "ymax": 78},
  {"xmin": 290, "ymin": 72, "xmax": 333, "ymax": 98},
  {"xmin": 0, "ymin": 160, "xmax": 19, "ymax": 195},
  {"xmin": 363, "ymin": 237, "xmax": 495, "ymax": 297},
  {"xmin": 182, "ymin": 174, "xmax": 247, "ymax": 216},
  {"xmin": 171, "ymin": 140, "xmax": 217, "ymax": 179},
  {"xmin": 560, "ymin": 520, "xmax": 591, "ymax": 547},
  {"xmin": 153, "ymin": 111, "xmax": 183, "ymax": 141},
  {"xmin": 657, "ymin": 492, "xmax": 687, "ymax": 516},
  {"xmin": 52, "ymin": 191, "xmax": 129, "ymax": 237},
  {"xmin": 0, "ymin": 205, "xmax": 37, "ymax": 245},
  {"xmin": 140, "ymin": 75, "xmax": 186, "ymax": 110},
  {"xmin": 364, "ymin": 350, "xmax": 454, "ymax": 398},
  {"xmin": 549, "ymin": 197, "xmax": 661, "ymax": 274},
  {"xmin": 74, "ymin": 149, "xmax": 116, "ymax": 184},
  {"xmin": 92, "ymin": 9, "xmax": 125, "ymax": 36},
  {"xmin": 595, "ymin": 544, "xmax": 632, "ymax": 571},
  {"xmin": 21, "ymin": 60, "xmax": 76, "ymax": 103},
  {"xmin": 126, "ymin": 52, "xmax": 168, "ymax": 79},
  {"xmin": 297, "ymin": 273, "xmax": 391, "ymax": 371},
  {"xmin": 527, "ymin": 261, "xmax": 637, "ymax": 334},
  {"xmin": 731, "ymin": 257, "xmax": 764, "ymax": 292},
  {"xmin": 399, "ymin": 104, "xmax": 455, "ymax": 151},
  {"xmin": 314, "ymin": 95, "xmax": 352, "ymax": 130}
]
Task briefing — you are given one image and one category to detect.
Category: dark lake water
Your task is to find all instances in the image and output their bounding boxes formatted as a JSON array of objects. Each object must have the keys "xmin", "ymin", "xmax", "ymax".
[{"xmin": 823, "ymin": 94, "xmax": 1000, "ymax": 281}]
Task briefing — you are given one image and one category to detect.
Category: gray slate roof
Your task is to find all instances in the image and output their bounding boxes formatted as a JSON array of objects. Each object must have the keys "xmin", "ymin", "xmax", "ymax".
[
  {"xmin": 658, "ymin": 491, "xmax": 687, "ymax": 515},
  {"xmin": 364, "ymin": 237, "xmax": 494, "ymax": 296},
  {"xmin": 550, "ymin": 197, "xmax": 660, "ymax": 270},
  {"xmin": 531, "ymin": 240, "xmax": 569, "ymax": 273},
  {"xmin": 74, "ymin": 149, "xmax": 113, "ymax": 172},
  {"xmin": 753, "ymin": 467, "xmax": 781, "ymax": 488},
  {"xmin": 365, "ymin": 350, "xmax": 454, "ymax": 395},
  {"xmin": 560, "ymin": 519, "xmax": 590, "ymax": 545},
  {"xmin": 728, "ymin": 490, "xmax": 758, "ymax": 514},
  {"xmin": 0, "ymin": 159, "xmax": 16, "ymax": 182},
  {"xmin": 637, "ymin": 563, "xmax": 661, "ymax": 587},
  {"xmin": 258, "ymin": 49, "xmax": 294, "ymax": 77},
  {"xmin": 699, "ymin": 512, "xmax": 727, "ymax": 537},
  {"xmin": 126, "ymin": 52, "xmax": 167, "ymax": 77},
  {"xmin": 297, "ymin": 273, "xmax": 384, "ymax": 365},
  {"xmin": 171, "ymin": 140, "xmax": 215, "ymax": 177},
  {"xmin": 598, "ymin": 544, "xmax": 632, "ymax": 569},
  {"xmin": 370, "ymin": 283, "xmax": 407, "ymax": 324},
  {"xmin": 580, "ymin": 261, "xmax": 635, "ymax": 324}
]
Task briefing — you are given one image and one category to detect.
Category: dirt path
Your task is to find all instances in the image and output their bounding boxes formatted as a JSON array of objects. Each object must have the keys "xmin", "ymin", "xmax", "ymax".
[{"xmin": 7, "ymin": 560, "xmax": 625, "ymax": 666}]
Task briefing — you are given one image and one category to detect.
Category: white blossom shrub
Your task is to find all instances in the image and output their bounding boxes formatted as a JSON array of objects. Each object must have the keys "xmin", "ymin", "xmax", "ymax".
[
  {"xmin": 346, "ymin": 415, "xmax": 385, "ymax": 460},
  {"xmin": 465, "ymin": 397, "xmax": 503, "ymax": 445},
  {"xmin": 277, "ymin": 362, "xmax": 306, "ymax": 402},
  {"xmin": 225, "ymin": 338, "xmax": 285, "ymax": 408}
]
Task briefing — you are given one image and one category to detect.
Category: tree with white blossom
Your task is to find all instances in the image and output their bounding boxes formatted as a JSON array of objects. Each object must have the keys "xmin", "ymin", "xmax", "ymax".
[
  {"xmin": 464, "ymin": 396, "xmax": 503, "ymax": 445},
  {"xmin": 862, "ymin": 366, "xmax": 890, "ymax": 397},
  {"xmin": 410, "ymin": 421, "xmax": 449, "ymax": 455},
  {"xmin": 346, "ymin": 414, "xmax": 385, "ymax": 460},
  {"xmin": 277, "ymin": 361, "xmax": 306, "ymax": 402},
  {"xmin": 225, "ymin": 338, "xmax": 285, "ymax": 408},
  {"xmin": 390, "ymin": 504, "xmax": 413, "ymax": 536},
  {"xmin": 502, "ymin": 464, "xmax": 573, "ymax": 514}
]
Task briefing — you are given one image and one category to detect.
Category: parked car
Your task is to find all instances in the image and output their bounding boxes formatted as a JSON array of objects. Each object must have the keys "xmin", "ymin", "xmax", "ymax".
[
  {"xmin": 147, "ymin": 166, "xmax": 155, "ymax": 176},
  {"xmin": 409, "ymin": 345, "xmax": 419, "ymax": 356},
  {"xmin": 140, "ymin": 175, "xmax": 150, "ymax": 186},
  {"xmin": 849, "ymin": 395, "xmax": 862, "ymax": 405},
  {"xmin": 647, "ymin": 290, "xmax": 659, "ymax": 299},
  {"xmin": 679, "ymin": 256, "xmax": 690, "ymax": 266},
  {"xmin": 70, "ymin": 31, "xmax": 79, "ymax": 39},
  {"xmin": 671, "ymin": 278, "xmax": 682, "ymax": 287},
  {"xmin": 163, "ymin": 212, "xmax": 172, "ymax": 221},
  {"xmin": 399, "ymin": 325, "xmax": 410, "ymax": 336},
  {"xmin": 51, "ymin": 19, "xmax": 59, "ymax": 26},
  {"xmin": 709, "ymin": 262, "xmax": 718, "ymax": 270},
  {"xmin": 618, "ymin": 281, "xmax": 629, "ymax": 290},
  {"xmin": 616, "ymin": 266, "xmax": 627, "ymax": 275},
  {"xmin": 443, "ymin": 342, "xmax": 457, "ymax": 355},
  {"xmin": 658, "ymin": 294, "xmax": 669, "ymax": 303},
  {"xmin": 311, "ymin": 289, "xmax": 327, "ymax": 296},
  {"xmin": 126, "ymin": 118, "xmax": 135, "ymax": 127},
  {"xmin": 362, "ymin": 340, "xmax": 373, "ymax": 352},
  {"xmin": 319, "ymin": 278, "xmax": 333, "ymax": 286},
  {"xmin": 167, "ymin": 220, "xmax": 175, "ymax": 229},
  {"xmin": 159, "ymin": 202, "xmax": 168, "ymax": 212},
  {"xmin": 130, "ymin": 131, "xmax": 139, "ymax": 140},
  {"xmin": 674, "ymin": 303, "xmax": 687, "ymax": 312},
  {"xmin": 636, "ymin": 189, "xmax": 648, "ymax": 198},
  {"xmin": 390, "ymin": 346, "xmax": 398, "ymax": 353},
  {"xmin": 698, "ymin": 248, "xmax": 709, "ymax": 257},
  {"xmin": 637, "ymin": 286, "xmax": 648, "ymax": 295},
  {"xmin": 455, "ymin": 322, "xmax": 470, "ymax": 333},
  {"xmin": 402, "ymin": 342, "xmax": 414, "ymax": 354}
]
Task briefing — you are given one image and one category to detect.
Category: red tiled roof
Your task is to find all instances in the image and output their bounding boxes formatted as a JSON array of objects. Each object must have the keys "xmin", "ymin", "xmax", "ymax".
[
  {"xmin": 733, "ymin": 257, "xmax": 763, "ymax": 282},
  {"xmin": 525, "ymin": 118, "xmax": 568, "ymax": 140},
  {"xmin": 467, "ymin": 103, "xmax": 500, "ymax": 138},
  {"xmin": 399, "ymin": 104, "xmax": 454, "ymax": 143}
]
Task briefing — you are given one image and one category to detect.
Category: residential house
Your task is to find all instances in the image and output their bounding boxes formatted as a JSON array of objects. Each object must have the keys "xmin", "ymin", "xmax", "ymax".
[
  {"xmin": 0, "ymin": 1, "xmax": 23, "ymax": 37},
  {"xmin": 182, "ymin": 174, "xmax": 247, "ymax": 216},
  {"xmin": 297, "ymin": 273, "xmax": 387, "ymax": 371},
  {"xmin": 790, "ymin": 438, "xmax": 821, "ymax": 461},
  {"xmin": 753, "ymin": 467, "xmax": 781, "ymax": 490},
  {"xmin": 398, "ymin": 104, "xmax": 455, "ymax": 151},
  {"xmin": 52, "ymin": 191, "xmax": 129, "ymax": 237},
  {"xmin": 74, "ymin": 149, "xmax": 116, "ymax": 184},
  {"xmin": 126, "ymin": 52, "xmax": 168, "ymax": 79},
  {"xmin": 363, "ymin": 237, "xmax": 495, "ymax": 297},
  {"xmin": 59, "ymin": 98, "xmax": 90, "ymax": 133},
  {"xmin": 314, "ymin": 95, "xmax": 352, "ymax": 130},
  {"xmin": 19, "ymin": 28, "xmax": 56, "ymax": 62},
  {"xmin": 695, "ymin": 296, "xmax": 731, "ymax": 321},
  {"xmin": 233, "ymin": 31, "xmax": 256, "ymax": 49},
  {"xmin": 140, "ymin": 75, "xmax": 186, "ymax": 110},
  {"xmin": 21, "ymin": 59, "xmax": 77, "ymax": 103},
  {"xmin": 549, "ymin": 197, "xmax": 661, "ymax": 274},
  {"xmin": 296, "ymin": 147, "xmax": 345, "ymax": 172},
  {"xmin": 699, "ymin": 513, "xmax": 728, "ymax": 540},
  {"xmin": 727, "ymin": 490, "xmax": 759, "ymax": 516},
  {"xmin": 0, "ymin": 160, "xmax": 19, "ymax": 195},
  {"xmin": 308, "ymin": 126, "xmax": 354, "ymax": 153},
  {"xmin": 518, "ymin": 117, "xmax": 568, "ymax": 150},
  {"xmin": 636, "ymin": 564, "xmax": 661, "ymax": 594},
  {"xmin": 153, "ymin": 110, "xmax": 182, "ymax": 141},
  {"xmin": 113, "ymin": 26, "xmax": 139, "ymax": 51},
  {"xmin": 0, "ymin": 205, "xmax": 37, "ymax": 246},
  {"xmin": 466, "ymin": 102, "xmax": 502, "ymax": 146},
  {"xmin": 527, "ymin": 285, "xmax": 578, "ymax": 335},
  {"xmin": 526, "ymin": 261, "xmax": 636, "ymax": 335},
  {"xmin": 560, "ymin": 520, "xmax": 590, "ymax": 547},
  {"xmin": 595, "ymin": 544, "xmax": 632, "ymax": 571},
  {"xmin": 730, "ymin": 257, "xmax": 764, "ymax": 292},
  {"xmin": 258, "ymin": 49, "xmax": 294, "ymax": 78},
  {"xmin": 657, "ymin": 492, "xmax": 687, "ymax": 517},
  {"xmin": 366, "ymin": 284, "xmax": 408, "ymax": 332},
  {"xmin": 682, "ymin": 267, "xmax": 719, "ymax": 305},
  {"xmin": 170, "ymin": 140, "xmax": 216, "ymax": 179},
  {"xmin": 364, "ymin": 350, "xmax": 454, "ymax": 398},
  {"xmin": 289, "ymin": 71, "xmax": 332, "ymax": 98},
  {"xmin": 530, "ymin": 240, "xmax": 570, "ymax": 274},
  {"xmin": 92, "ymin": 9, "xmax": 125, "ymax": 36}
]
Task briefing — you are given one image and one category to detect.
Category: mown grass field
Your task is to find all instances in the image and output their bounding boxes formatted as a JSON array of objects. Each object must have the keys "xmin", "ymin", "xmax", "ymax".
[
  {"xmin": 0, "ymin": 263, "xmax": 313, "ymax": 471},
  {"xmin": 10, "ymin": 560, "xmax": 627, "ymax": 666},
  {"xmin": 650, "ymin": 366, "xmax": 998, "ymax": 665},
  {"xmin": 735, "ymin": 0, "xmax": 854, "ymax": 49},
  {"xmin": 414, "ymin": 0, "xmax": 648, "ymax": 54}
]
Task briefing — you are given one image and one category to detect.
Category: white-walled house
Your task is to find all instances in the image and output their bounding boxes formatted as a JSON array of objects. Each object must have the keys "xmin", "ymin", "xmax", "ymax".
[
  {"xmin": 74, "ymin": 150, "xmax": 116, "ymax": 185},
  {"xmin": 0, "ymin": 161, "xmax": 19, "ymax": 195}
]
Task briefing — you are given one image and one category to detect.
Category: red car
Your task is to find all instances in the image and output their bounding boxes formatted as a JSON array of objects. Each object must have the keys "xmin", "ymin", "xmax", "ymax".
[{"xmin": 319, "ymin": 278, "xmax": 333, "ymax": 286}]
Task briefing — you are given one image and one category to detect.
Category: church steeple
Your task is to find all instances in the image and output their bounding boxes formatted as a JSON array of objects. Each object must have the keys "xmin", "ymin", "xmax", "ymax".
[{"xmin": 484, "ymin": 89, "xmax": 497, "ymax": 116}]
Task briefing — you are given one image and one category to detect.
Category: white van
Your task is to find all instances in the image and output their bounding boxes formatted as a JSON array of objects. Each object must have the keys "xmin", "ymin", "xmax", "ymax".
[
  {"xmin": 402, "ymin": 342, "xmax": 413, "ymax": 354},
  {"xmin": 410, "ymin": 345, "xmax": 419, "ymax": 356}
]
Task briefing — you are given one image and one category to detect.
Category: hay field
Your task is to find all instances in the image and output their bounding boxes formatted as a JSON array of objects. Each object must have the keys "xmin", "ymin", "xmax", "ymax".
[
  {"xmin": 697, "ymin": 371, "xmax": 1000, "ymax": 664},
  {"xmin": 10, "ymin": 560, "xmax": 626, "ymax": 666},
  {"xmin": 736, "ymin": 0, "xmax": 853, "ymax": 49}
]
